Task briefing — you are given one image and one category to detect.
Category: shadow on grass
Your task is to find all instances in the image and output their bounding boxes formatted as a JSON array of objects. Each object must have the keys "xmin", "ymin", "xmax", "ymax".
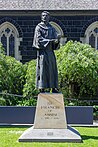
[{"xmin": 82, "ymin": 135, "xmax": 98, "ymax": 141}]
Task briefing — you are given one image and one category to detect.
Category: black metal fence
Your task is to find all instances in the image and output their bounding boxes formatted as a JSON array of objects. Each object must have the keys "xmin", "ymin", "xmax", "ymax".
[{"xmin": 0, "ymin": 92, "xmax": 98, "ymax": 106}]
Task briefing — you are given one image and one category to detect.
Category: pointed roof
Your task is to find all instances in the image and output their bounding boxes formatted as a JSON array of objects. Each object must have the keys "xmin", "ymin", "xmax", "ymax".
[{"xmin": 0, "ymin": 0, "xmax": 98, "ymax": 10}]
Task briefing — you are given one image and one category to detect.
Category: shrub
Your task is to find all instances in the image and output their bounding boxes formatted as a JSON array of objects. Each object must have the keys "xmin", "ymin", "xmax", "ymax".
[
  {"xmin": 0, "ymin": 55, "xmax": 26, "ymax": 95},
  {"xmin": 93, "ymin": 105, "xmax": 98, "ymax": 119},
  {"xmin": 56, "ymin": 41, "xmax": 98, "ymax": 98},
  {"xmin": 23, "ymin": 60, "xmax": 38, "ymax": 100},
  {"xmin": 18, "ymin": 98, "xmax": 37, "ymax": 106},
  {"xmin": 0, "ymin": 97, "xmax": 6, "ymax": 106},
  {"xmin": 0, "ymin": 43, "xmax": 26, "ymax": 105}
]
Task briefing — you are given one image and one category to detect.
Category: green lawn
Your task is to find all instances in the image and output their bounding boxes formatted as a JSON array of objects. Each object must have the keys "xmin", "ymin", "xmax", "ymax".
[{"xmin": 0, "ymin": 126, "xmax": 98, "ymax": 147}]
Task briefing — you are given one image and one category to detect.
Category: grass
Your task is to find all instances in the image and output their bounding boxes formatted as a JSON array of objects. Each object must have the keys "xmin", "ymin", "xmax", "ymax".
[{"xmin": 0, "ymin": 126, "xmax": 98, "ymax": 147}]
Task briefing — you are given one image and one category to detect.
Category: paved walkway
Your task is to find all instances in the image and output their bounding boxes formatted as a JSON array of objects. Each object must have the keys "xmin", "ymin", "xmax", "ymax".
[
  {"xmin": 0, "ymin": 121, "xmax": 98, "ymax": 127},
  {"xmin": 70, "ymin": 120, "xmax": 98, "ymax": 127},
  {"xmin": 93, "ymin": 120, "xmax": 98, "ymax": 126}
]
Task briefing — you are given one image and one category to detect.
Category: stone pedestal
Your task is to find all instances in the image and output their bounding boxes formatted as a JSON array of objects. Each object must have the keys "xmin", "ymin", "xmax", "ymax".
[
  {"xmin": 34, "ymin": 93, "xmax": 67, "ymax": 129},
  {"xmin": 18, "ymin": 93, "xmax": 82, "ymax": 142}
]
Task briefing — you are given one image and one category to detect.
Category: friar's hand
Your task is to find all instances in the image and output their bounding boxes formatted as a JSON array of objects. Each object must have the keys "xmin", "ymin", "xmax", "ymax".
[
  {"xmin": 54, "ymin": 39, "xmax": 58, "ymax": 43},
  {"xmin": 57, "ymin": 34, "xmax": 61, "ymax": 40},
  {"xmin": 50, "ymin": 39, "xmax": 58, "ymax": 43}
]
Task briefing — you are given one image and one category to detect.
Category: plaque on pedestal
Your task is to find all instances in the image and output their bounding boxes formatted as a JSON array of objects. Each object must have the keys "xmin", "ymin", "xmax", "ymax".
[{"xmin": 18, "ymin": 93, "xmax": 82, "ymax": 142}]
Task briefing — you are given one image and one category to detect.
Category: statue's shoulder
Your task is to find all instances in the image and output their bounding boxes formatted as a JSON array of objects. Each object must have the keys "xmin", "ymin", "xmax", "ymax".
[
  {"xmin": 38, "ymin": 22, "xmax": 45, "ymax": 27},
  {"xmin": 35, "ymin": 23, "xmax": 41, "ymax": 29}
]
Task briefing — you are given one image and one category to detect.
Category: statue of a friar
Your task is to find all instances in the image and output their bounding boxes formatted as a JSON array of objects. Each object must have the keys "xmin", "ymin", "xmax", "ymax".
[{"xmin": 33, "ymin": 11, "xmax": 61, "ymax": 93}]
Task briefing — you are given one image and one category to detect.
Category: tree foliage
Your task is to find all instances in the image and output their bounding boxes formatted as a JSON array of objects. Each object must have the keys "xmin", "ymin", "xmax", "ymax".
[
  {"xmin": 23, "ymin": 60, "xmax": 38, "ymax": 99},
  {"xmin": 0, "ymin": 54, "xmax": 26, "ymax": 95},
  {"xmin": 1, "ymin": 40, "xmax": 98, "ymax": 106},
  {"xmin": 0, "ymin": 43, "xmax": 26, "ymax": 105},
  {"xmin": 56, "ymin": 40, "xmax": 98, "ymax": 98},
  {"xmin": 0, "ymin": 43, "xmax": 38, "ymax": 106}
]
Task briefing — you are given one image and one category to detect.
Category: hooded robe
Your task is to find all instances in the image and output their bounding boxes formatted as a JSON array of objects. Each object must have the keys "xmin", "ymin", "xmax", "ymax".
[{"xmin": 33, "ymin": 22, "xmax": 60, "ymax": 89}]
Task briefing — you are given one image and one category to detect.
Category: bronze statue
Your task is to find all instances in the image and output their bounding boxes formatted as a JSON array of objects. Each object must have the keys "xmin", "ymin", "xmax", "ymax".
[{"xmin": 33, "ymin": 11, "xmax": 60, "ymax": 93}]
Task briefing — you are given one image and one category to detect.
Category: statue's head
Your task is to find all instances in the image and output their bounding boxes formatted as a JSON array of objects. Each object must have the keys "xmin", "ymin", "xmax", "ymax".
[{"xmin": 41, "ymin": 11, "xmax": 50, "ymax": 24}]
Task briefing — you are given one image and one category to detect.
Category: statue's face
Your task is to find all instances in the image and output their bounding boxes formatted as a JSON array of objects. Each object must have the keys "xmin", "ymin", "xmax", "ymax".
[{"xmin": 41, "ymin": 12, "xmax": 50, "ymax": 23}]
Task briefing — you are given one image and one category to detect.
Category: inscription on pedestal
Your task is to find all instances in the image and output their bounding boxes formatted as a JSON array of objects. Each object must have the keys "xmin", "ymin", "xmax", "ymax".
[
  {"xmin": 34, "ymin": 93, "xmax": 67, "ymax": 129},
  {"xmin": 41, "ymin": 102, "xmax": 60, "ymax": 120},
  {"xmin": 47, "ymin": 132, "xmax": 53, "ymax": 136}
]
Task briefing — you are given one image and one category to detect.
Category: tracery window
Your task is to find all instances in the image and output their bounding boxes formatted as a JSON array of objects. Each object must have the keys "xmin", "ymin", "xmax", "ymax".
[
  {"xmin": 83, "ymin": 22, "xmax": 98, "ymax": 49},
  {"xmin": 50, "ymin": 21, "xmax": 66, "ymax": 45},
  {"xmin": 0, "ymin": 22, "xmax": 22, "ymax": 60}
]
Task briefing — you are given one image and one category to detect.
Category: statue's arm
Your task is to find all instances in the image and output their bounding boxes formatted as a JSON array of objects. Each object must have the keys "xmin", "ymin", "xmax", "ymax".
[{"xmin": 33, "ymin": 26, "xmax": 51, "ymax": 49}]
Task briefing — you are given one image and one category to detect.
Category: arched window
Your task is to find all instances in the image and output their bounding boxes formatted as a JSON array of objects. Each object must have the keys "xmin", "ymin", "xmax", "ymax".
[
  {"xmin": 50, "ymin": 21, "xmax": 66, "ymax": 45},
  {"xmin": 0, "ymin": 22, "xmax": 22, "ymax": 60},
  {"xmin": 82, "ymin": 21, "xmax": 98, "ymax": 49}
]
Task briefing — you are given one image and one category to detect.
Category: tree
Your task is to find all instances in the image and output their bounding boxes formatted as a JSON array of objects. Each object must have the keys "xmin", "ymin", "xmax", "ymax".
[
  {"xmin": 0, "ymin": 43, "xmax": 26, "ymax": 105},
  {"xmin": 23, "ymin": 60, "xmax": 38, "ymax": 99},
  {"xmin": 56, "ymin": 41, "xmax": 98, "ymax": 98}
]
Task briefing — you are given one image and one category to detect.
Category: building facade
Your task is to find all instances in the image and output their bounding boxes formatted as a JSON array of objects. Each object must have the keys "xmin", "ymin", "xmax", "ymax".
[{"xmin": 0, "ymin": 0, "xmax": 98, "ymax": 63}]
